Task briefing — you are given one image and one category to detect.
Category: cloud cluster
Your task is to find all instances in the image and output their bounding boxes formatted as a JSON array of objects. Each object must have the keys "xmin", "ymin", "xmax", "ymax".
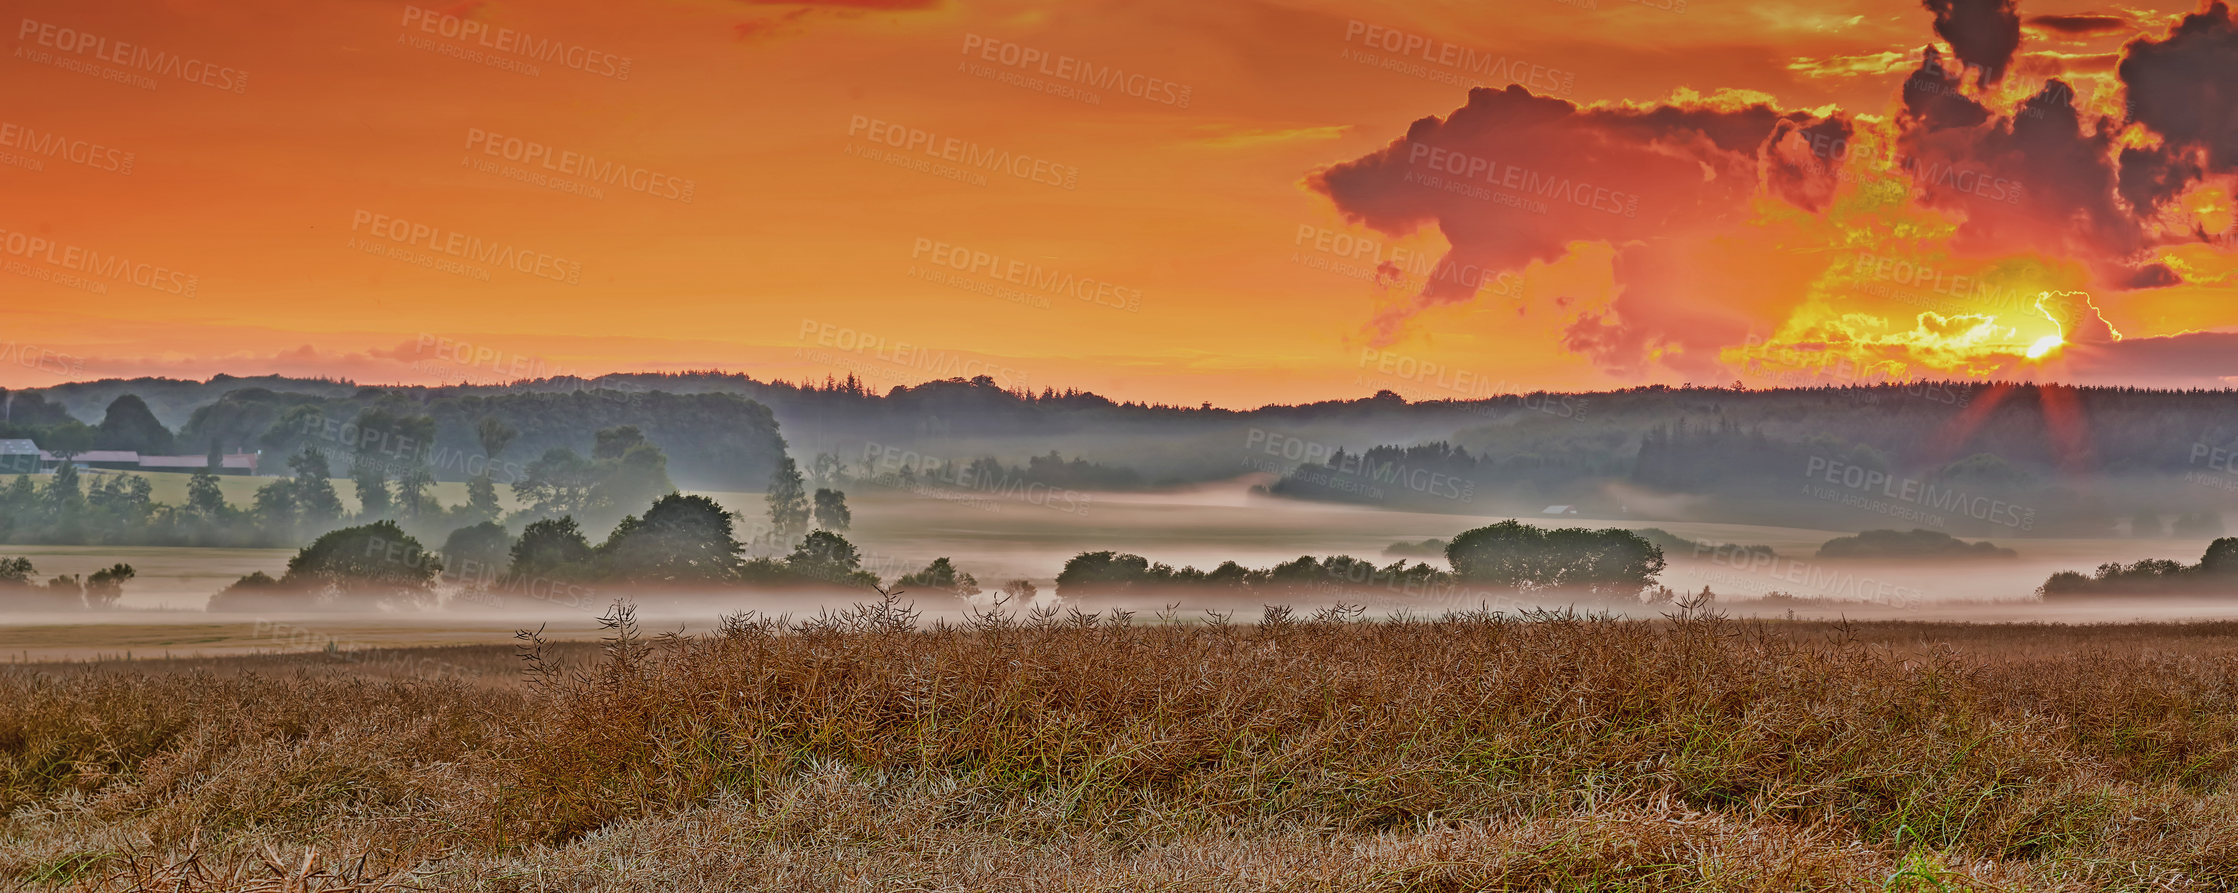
[{"xmin": 1308, "ymin": 1, "xmax": 2238, "ymax": 385}]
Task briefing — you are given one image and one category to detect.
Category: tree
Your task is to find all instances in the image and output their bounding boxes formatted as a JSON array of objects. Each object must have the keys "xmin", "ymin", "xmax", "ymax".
[
  {"xmin": 593, "ymin": 425, "xmax": 650, "ymax": 461},
  {"xmin": 809, "ymin": 452, "xmax": 848, "ymax": 488},
  {"xmin": 1443, "ymin": 521, "xmax": 1547, "ymax": 589},
  {"xmin": 42, "ymin": 461, "xmax": 83, "ymax": 516},
  {"xmin": 287, "ymin": 448, "xmax": 345, "ymax": 528},
  {"xmin": 812, "ymin": 488, "xmax": 851, "ymax": 531},
  {"xmin": 468, "ymin": 417, "xmax": 518, "ymax": 523},
  {"xmin": 508, "ymin": 517, "xmax": 596, "ymax": 582},
  {"xmin": 766, "ymin": 456, "xmax": 810, "ymax": 543},
  {"xmin": 476, "ymin": 417, "xmax": 519, "ymax": 463},
  {"xmin": 278, "ymin": 521, "xmax": 441, "ymax": 609},
  {"xmin": 83, "ymin": 563, "xmax": 135, "ymax": 609},
  {"xmin": 1055, "ymin": 551, "xmax": 1155, "ymax": 593},
  {"xmin": 187, "ymin": 469, "xmax": 229, "ymax": 521},
  {"xmin": 785, "ymin": 529, "xmax": 875, "ymax": 587},
  {"xmin": 395, "ymin": 464, "xmax": 436, "ymax": 519},
  {"xmin": 351, "ymin": 454, "xmax": 393, "ymax": 520},
  {"xmin": 208, "ymin": 571, "xmax": 299, "ymax": 612},
  {"xmin": 2201, "ymin": 537, "xmax": 2238, "ymax": 577},
  {"xmin": 466, "ymin": 473, "xmax": 501, "ymax": 522},
  {"xmin": 1446, "ymin": 521, "xmax": 1664, "ymax": 596},
  {"xmin": 94, "ymin": 395, "xmax": 174, "ymax": 453},
  {"xmin": 514, "ymin": 447, "xmax": 598, "ymax": 519},
  {"xmin": 588, "ymin": 427, "xmax": 674, "ymax": 517},
  {"xmin": 600, "ymin": 494, "xmax": 743, "ymax": 583},
  {"xmin": 440, "ymin": 521, "xmax": 515, "ymax": 589},
  {"xmin": 896, "ymin": 557, "xmax": 979, "ymax": 596},
  {"xmin": 252, "ymin": 478, "xmax": 299, "ymax": 530}
]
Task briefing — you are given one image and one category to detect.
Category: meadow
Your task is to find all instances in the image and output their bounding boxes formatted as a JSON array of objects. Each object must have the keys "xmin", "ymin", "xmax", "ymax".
[{"xmin": 4, "ymin": 601, "xmax": 2238, "ymax": 891}]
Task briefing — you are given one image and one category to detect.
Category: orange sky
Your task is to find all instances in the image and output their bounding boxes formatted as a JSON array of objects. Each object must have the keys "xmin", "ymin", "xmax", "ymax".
[{"xmin": 2, "ymin": 0, "xmax": 2234, "ymax": 405}]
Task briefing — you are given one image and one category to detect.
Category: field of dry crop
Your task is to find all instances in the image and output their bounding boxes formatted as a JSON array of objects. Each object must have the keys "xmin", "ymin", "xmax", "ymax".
[{"xmin": 4, "ymin": 600, "xmax": 2238, "ymax": 892}]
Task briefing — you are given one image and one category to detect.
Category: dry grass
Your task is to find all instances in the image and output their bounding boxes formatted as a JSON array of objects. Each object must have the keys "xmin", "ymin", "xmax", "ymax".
[{"xmin": 4, "ymin": 599, "xmax": 2238, "ymax": 891}]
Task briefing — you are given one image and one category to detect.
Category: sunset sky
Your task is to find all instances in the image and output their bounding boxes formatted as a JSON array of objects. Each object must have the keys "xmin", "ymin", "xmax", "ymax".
[{"xmin": 4, "ymin": 0, "xmax": 2237, "ymax": 405}]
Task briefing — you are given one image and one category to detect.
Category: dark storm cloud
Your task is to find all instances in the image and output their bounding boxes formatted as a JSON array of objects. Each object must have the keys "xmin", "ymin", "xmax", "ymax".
[
  {"xmin": 2119, "ymin": 2, "xmax": 2238, "ymax": 178},
  {"xmin": 1923, "ymin": 0, "xmax": 2023, "ymax": 84}
]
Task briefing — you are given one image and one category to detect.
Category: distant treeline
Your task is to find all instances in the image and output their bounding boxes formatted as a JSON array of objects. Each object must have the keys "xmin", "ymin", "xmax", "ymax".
[
  {"xmin": 18, "ymin": 376, "xmax": 2238, "ymax": 533},
  {"xmin": 3, "ymin": 386, "xmax": 785, "ymax": 491}
]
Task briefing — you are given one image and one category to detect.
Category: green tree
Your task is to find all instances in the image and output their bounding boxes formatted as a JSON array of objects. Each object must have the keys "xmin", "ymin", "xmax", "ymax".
[
  {"xmin": 440, "ymin": 521, "xmax": 515, "ymax": 589},
  {"xmin": 509, "ymin": 517, "xmax": 596, "ymax": 582},
  {"xmin": 1446, "ymin": 521, "xmax": 1664, "ymax": 596},
  {"xmin": 476, "ymin": 417, "xmax": 519, "ymax": 464},
  {"xmin": 288, "ymin": 448, "xmax": 345, "ymax": 528},
  {"xmin": 786, "ymin": 529, "xmax": 875, "ymax": 587},
  {"xmin": 42, "ymin": 461, "xmax": 83, "ymax": 516},
  {"xmin": 83, "ymin": 563, "xmax": 135, "ymax": 609},
  {"xmin": 589, "ymin": 427, "xmax": 675, "ymax": 517},
  {"xmin": 94, "ymin": 395, "xmax": 174, "ymax": 453},
  {"xmin": 600, "ymin": 493, "xmax": 742, "ymax": 583},
  {"xmin": 514, "ymin": 447, "xmax": 598, "ymax": 519},
  {"xmin": 252, "ymin": 478, "xmax": 299, "ymax": 531},
  {"xmin": 185, "ymin": 468, "xmax": 228, "ymax": 518},
  {"xmin": 812, "ymin": 488, "xmax": 851, "ymax": 531},
  {"xmin": 396, "ymin": 465, "xmax": 436, "ymax": 519},
  {"xmin": 466, "ymin": 473, "xmax": 501, "ymax": 523},
  {"xmin": 351, "ymin": 454, "xmax": 393, "ymax": 520},
  {"xmin": 1444, "ymin": 521, "xmax": 1547, "ymax": 589},
  {"xmin": 896, "ymin": 556, "xmax": 978, "ymax": 596},
  {"xmin": 469, "ymin": 417, "xmax": 518, "ymax": 522},
  {"xmin": 766, "ymin": 456, "xmax": 810, "ymax": 543},
  {"xmin": 278, "ymin": 521, "xmax": 441, "ymax": 609}
]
